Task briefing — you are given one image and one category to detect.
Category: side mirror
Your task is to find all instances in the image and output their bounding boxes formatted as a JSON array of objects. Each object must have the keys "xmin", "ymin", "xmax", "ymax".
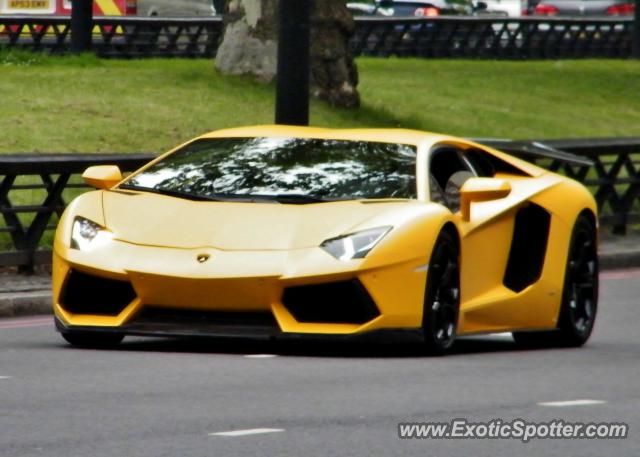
[
  {"xmin": 460, "ymin": 178, "xmax": 511, "ymax": 221},
  {"xmin": 82, "ymin": 165, "xmax": 123, "ymax": 190}
]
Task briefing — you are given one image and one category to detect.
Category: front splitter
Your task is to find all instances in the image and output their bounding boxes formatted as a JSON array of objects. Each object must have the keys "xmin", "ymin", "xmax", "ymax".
[{"xmin": 54, "ymin": 316, "xmax": 424, "ymax": 344}]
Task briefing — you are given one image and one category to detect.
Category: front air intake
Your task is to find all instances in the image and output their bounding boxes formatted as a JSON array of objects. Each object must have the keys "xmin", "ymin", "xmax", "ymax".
[
  {"xmin": 124, "ymin": 307, "xmax": 280, "ymax": 336},
  {"xmin": 282, "ymin": 279, "xmax": 380, "ymax": 324},
  {"xmin": 60, "ymin": 270, "xmax": 136, "ymax": 316}
]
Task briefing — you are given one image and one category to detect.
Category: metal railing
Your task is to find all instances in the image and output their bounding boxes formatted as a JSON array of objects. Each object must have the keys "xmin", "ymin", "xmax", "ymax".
[
  {"xmin": 483, "ymin": 138, "xmax": 640, "ymax": 234},
  {"xmin": 1, "ymin": 139, "xmax": 639, "ymax": 270},
  {"xmin": 525, "ymin": 138, "xmax": 640, "ymax": 233},
  {"xmin": 0, "ymin": 15, "xmax": 633, "ymax": 59},
  {"xmin": 352, "ymin": 16, "xmax": 633, "ymax": 58},
  {"xmin": 0, "ymin": 15, "xmax": 222, "ymax": 58},
  {"xmin": 0, "ymin": 153, "xmax": 151, "ymax": 271}
]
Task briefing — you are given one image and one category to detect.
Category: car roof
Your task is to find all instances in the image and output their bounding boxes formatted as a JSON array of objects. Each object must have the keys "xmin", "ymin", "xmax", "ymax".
[{"xmin": 199, "ymin": 124, "xmax": 451, "ymax": 146}]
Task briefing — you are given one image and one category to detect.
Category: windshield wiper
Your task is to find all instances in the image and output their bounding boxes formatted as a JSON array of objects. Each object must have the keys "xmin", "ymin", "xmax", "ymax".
[
  {"xmin": 117, "ymin": 185, "xmax": 227, "ymax": 202},
  {"xmin": 238, "ymin": 193, "xmax": 351, "ymax": 204},
  {"xmin": 266, "ymin": 194, "xmax": 331, "ymax": 204},
  {"xmin": 117, "ymin": 187, "xmax": 342, "ymax": 204}
]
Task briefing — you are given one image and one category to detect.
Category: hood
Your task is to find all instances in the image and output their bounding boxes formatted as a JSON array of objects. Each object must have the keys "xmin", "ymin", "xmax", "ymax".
[{"xmin": 102, "ymin": 190, "xmax": 426, "ymax": 250}]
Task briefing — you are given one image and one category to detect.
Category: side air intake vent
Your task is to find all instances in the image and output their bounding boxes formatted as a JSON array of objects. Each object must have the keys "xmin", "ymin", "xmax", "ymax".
[{"xmin": 503, "ymin": 203, "xmax": 551, "ymax": 292}]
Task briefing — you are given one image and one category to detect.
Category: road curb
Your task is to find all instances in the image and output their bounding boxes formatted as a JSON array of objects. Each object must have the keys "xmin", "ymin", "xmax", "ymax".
[
  {"xmin": 600, "ymin": 251, "xmax": 640, "ymax": 271},
  {"xmin": 0, "ymin": 291, "xmax": 52, "ymax": 318}
]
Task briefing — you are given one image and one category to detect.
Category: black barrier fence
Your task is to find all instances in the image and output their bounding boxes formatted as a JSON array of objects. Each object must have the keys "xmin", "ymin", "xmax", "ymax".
[
  {"xmin": 482, "ymin": 138, "xmax": 640, "ymax": 233},
  {"xmin": 0, "ymin": 15, "xmax": 634, "ymax": 59},
  {"xmin": 0, "ymin": 15, "xmax": 222, "ymax": 58},
  {"xmin": 1, "ymin": 139, "xmax": 639, "ymax": 271},
  {"xmin": 353, "ymin": 16, "xmax": 633, "ymax": 58},
  {"xmin": 0, "ymin": 154, "xmax": 151, "ymax": 270}
]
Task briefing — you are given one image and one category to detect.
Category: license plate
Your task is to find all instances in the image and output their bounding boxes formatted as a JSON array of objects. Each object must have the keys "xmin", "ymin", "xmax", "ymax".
[{"xmin": 8, "ymin": 0, "xmax": 49, "ymax": 9}]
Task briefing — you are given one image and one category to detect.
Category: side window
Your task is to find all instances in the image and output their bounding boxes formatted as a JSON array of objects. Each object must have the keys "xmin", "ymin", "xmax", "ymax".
[
  {"xmin": 429, "ymin": 147, "xmax": 476, "ymax": 213},
  {"xmin": 429, "ymin": 174, "xmax": 447, "ymax": 206},
  {"xmin": 464, "ymin": 148, "xmax": 528, "ymax": 177},
  {"xmin": 464, "ymin": 149, "xmax": 496, "ymax": 177}
]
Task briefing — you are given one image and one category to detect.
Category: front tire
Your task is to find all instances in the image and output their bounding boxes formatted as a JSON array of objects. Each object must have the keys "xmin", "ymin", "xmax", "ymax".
[
  {"xmin": 422, "ymin": 230, "xmax": 460, "ymax": 355},
  {"xmin": 513, "ymin": 214, "xmax": 598, "ymax": 348},
  {"xmin": 61, "ymin": 331, "xmax": 124, "ymax": 349}
]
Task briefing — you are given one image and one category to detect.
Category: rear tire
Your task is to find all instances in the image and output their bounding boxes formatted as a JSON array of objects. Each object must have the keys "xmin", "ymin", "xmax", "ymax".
[
  {"xmin": 555, "ymin": 215, "xmax": 599, "ymax": 346},
  {"xmin": 61, "ymin": 331, "xmax": 124, "ymax": 349},
  {"xmin": 513, "ymin": 214, "xmax": 598, "ymax": 348},
  {"xmin": 422, "ymin": 230, "xmax": 460, "ymax": 356}
]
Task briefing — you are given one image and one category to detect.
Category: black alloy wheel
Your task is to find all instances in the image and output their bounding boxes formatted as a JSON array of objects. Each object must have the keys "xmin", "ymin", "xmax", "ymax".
[
  {"xmin": 423, "ymin": 230, "xmax": 460, "ymax": 355},
  {"xmin": 556, "ymin": 215, "xmax": 599, "ymax": 346}
]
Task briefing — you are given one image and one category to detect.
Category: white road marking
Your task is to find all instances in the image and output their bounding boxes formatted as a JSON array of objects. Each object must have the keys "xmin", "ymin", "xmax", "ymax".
[
  {"xmin": 538, "ymin": 399, "xmax": 606, "ymax": 407},
  {"xmin": 244, "ymin": 354, "xmax": 277, "ymax": 359},
  {"xmin": 0, "ymin": 376, "xmax": 11, "ymax": 380},
  {"xmin": 209, "ymin": 428, "xmax": 284, "ymax": 437}
]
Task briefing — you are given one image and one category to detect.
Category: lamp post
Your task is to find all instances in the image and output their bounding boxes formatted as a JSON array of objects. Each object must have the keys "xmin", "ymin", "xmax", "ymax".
[
  {"xmin": 275, "ymin": 0, "xmax": 311, "ymax": 125},
  {"xmin": 70, "ymin": 0, "xmax": 93, "ymax": 53}
]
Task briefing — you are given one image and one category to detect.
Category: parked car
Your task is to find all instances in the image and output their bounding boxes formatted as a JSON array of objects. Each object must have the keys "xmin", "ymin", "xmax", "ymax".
[
  {"xmin": 473, "ymin": 0, "xmax": 526, "ymax": 16},
  {"xmin": 137, "ymin": 0, "xmax": 216, "ymax": 16},
  {"xmin": 532, "ymin": 0, "xmax": 634, "ymax": 16},
  {"xmin": 372, "ymin": 0, "xmax": 472, "ymax": 17},
  {"xmin": 347, "ymin": 2, "xmax": 379, "ymax": 16}
]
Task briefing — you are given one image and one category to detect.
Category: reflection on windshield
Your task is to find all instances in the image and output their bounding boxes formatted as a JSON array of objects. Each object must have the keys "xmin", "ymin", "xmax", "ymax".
[{"xmin": 122, "ymin": 137, "xmax": 417, "ymax": 201}]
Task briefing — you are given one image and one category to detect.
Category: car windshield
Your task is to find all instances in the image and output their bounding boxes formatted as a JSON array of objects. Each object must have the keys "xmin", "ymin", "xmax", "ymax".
[{"xmin": 121, "ymin": 137, "xmax": 417, "ymax": 202}]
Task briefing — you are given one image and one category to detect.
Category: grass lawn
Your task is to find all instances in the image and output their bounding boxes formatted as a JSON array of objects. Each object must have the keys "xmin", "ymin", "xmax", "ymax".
[{"xmin": 1, "ymin": 51, "xmax": 639, "ymax": 154}]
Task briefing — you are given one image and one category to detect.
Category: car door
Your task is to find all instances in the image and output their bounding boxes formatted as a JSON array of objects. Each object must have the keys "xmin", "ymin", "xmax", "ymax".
[{"xmin": 429, "ymin": 143, "xmax": 554, "ymax": 334}]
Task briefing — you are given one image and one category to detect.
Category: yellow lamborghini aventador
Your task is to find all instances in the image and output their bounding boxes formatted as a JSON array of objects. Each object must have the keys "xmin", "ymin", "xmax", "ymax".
[{"xmin": 53, "ymin": 126, "xmax": 599, "ymax": 354}]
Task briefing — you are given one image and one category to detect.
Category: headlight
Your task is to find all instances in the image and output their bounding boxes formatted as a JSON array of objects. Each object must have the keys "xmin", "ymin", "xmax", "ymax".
[
  {"xmin": 320, "ymin": 226, "xmax": 392, "ymax": 261},
  {"xmin": 70, "ymin": 216, "xmax": 113, "ymax": 251}
]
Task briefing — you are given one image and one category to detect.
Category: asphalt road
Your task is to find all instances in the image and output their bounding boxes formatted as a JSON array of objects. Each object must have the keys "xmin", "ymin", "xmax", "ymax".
[{"xmin": 1, "ymin": 270, "xmax": 639, "ymax": 457}]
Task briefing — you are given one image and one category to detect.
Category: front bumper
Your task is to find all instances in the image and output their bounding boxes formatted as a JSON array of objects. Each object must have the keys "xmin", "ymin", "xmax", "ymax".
[{"xmin": 53, "ymin": 239, "xmax": 428, "ymax": 336}]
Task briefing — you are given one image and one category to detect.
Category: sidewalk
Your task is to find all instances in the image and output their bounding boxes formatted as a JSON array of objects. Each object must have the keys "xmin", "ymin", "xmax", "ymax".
[{"xmin": 1, "ymin": 233, "xmax": 639, "ymax": 318}]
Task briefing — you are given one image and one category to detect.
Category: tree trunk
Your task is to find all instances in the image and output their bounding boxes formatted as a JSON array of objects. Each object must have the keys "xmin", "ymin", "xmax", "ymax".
[
  {"xmin": 215, "ymin": 0, "xmax": 360, "ymax": 108},
  {"xmin": 215, "ymin": 0, "xmax": 279, "ymax": 82},
  {"xmin": 309, "ymin": 1, "xmax": 360, "ymax": 108}
]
